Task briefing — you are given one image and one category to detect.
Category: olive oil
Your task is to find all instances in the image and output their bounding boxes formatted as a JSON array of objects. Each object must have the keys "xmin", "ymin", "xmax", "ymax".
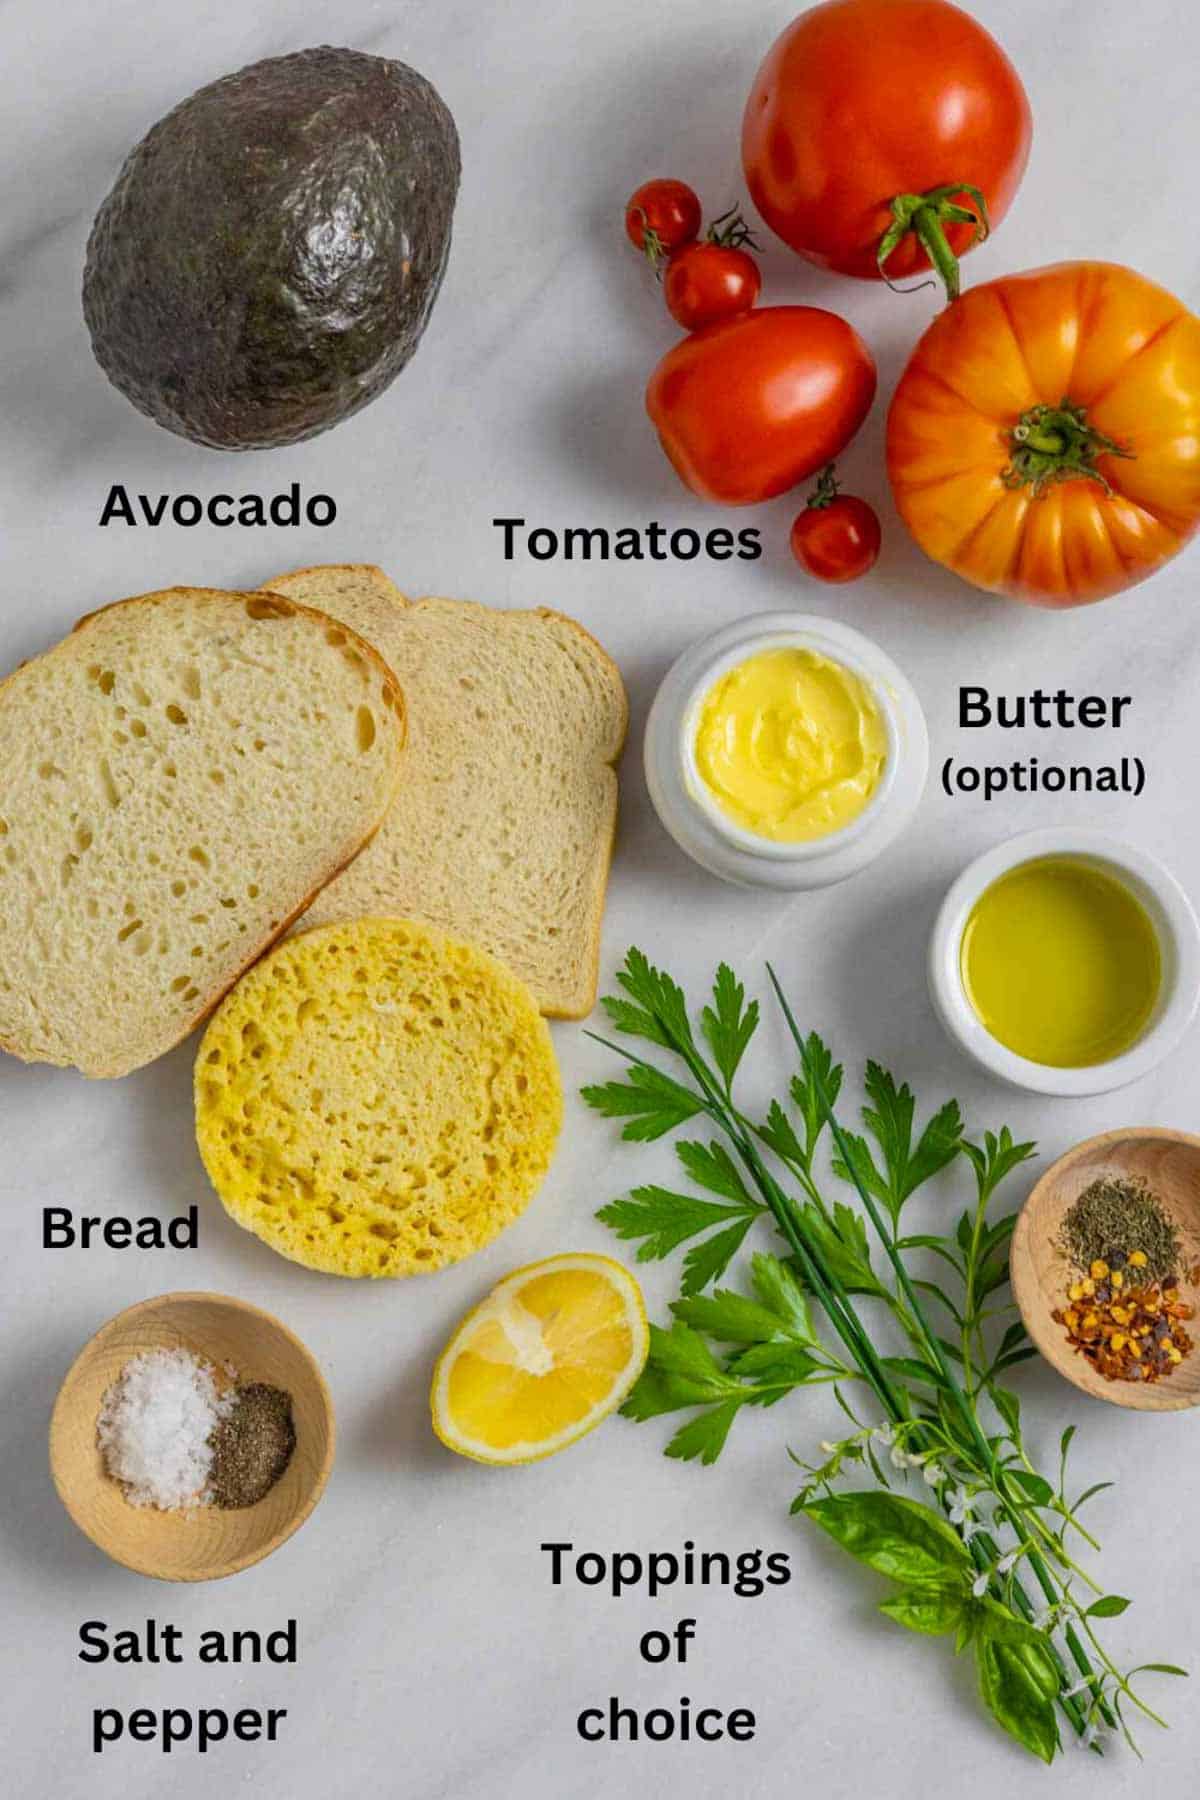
[{"xmin": 960, "ymin": 857, "xmax": 1161, "ymax": 1067}]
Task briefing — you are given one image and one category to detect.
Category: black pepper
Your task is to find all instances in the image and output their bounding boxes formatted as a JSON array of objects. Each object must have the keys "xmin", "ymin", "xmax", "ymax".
[{"xmin": 207, "ymin": 1382, "xmax": 295, "ymax": 1509}]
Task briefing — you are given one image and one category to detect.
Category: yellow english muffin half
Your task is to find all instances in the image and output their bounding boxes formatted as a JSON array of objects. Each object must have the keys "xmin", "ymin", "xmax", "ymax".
[{"xmin": 194, "ymin": 918, "xmax": 562, "ymax": 1278}]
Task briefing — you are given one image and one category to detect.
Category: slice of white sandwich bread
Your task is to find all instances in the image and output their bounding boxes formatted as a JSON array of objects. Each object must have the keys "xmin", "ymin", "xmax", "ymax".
[
  {"xmin": 260, "ymin": 565, "xmax": 627, "ymax": 1018},
  {"xmin": 0, "ymin": 587, "xmax": 405, "ymax": 1076}
]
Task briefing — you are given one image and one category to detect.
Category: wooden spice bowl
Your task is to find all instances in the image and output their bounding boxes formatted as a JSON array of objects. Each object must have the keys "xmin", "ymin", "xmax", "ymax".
[
  {"xmin": 1012, "ymin": 1129, "xmax": 1200, "ymax": 1412},
  {"xmin": 49, "ymin": 1292, "xmax": 335, "ymax": 1580}
]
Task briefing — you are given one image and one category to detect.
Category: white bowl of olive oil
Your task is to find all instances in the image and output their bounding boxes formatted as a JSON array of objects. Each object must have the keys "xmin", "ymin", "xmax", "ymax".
[{"xmin": 930, "ymin": 828, "xmax": 1200, "ymax": 1096}]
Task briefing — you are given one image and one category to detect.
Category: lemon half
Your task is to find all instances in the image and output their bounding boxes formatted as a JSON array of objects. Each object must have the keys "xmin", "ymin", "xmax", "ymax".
[{"xmin": 431, "ymin": 1254, "xmax": 649, "ymax": 1465}]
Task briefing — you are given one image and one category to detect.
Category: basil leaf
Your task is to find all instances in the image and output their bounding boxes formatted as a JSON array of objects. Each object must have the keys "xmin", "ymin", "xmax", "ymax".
[
  {"xmin": 879, "ymin": 1585, "xmax": 966, "ymax": 1637},
  {"xmin": 976, "ymin": 1633, "xmax": 1060, "ymax": 1764},
  {"xmin": 976, "ymin": 1601, "xmax": 1056, "ymax": 1659},
  {"xmin": 800, "ymin": 1491, "xmax": 971, "ymax": 1585}
]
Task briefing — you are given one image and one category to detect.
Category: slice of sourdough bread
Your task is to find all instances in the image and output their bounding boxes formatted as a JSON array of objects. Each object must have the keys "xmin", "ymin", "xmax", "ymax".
[
  {"xmin": 260, "ymin": 565, "xmax": 627, "ymax": 1018},
  {"xmin": 0, "ymin": 587, "xmax": 404, "ymax": 1076}
]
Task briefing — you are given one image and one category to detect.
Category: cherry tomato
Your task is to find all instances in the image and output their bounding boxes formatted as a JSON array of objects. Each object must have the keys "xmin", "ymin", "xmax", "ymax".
[
  {"xmin": 790, "ymin": 467, "xmax": 881, "ymax": 582},
  {"xmin": 625, "ymin": 180, "xmax": 702, "ymax": 267},
  {"xmin": 646, "ymin": 306, "xmax": 876, "ymax": 507},
  {"xmin": 742, "ymin": 0, "xmax": 1032, "ymax": 299},
  {"xmin": 664, "ymin": 241, "xmax": 761, "ymax": 331},
  {"xmin": 887, "ymin": 262, "xmax": 1200, "ymax": 607}
]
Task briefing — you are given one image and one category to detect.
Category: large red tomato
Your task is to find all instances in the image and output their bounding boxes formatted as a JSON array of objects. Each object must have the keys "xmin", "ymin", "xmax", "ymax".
[
  {"xmin": 887, "ymin": 262, "xmax": 1200, "ymax": 606},
  {"xmin": 742, "ymin": 0, "xmax": 1032, "ymax": 296},
  {"xmin": 646, "ymin": 307, "xmax": 876, "ymax": 506}
]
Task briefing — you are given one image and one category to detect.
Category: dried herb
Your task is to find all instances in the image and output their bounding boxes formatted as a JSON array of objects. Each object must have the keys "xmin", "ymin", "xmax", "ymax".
[
  {"xmin": 208, "ymin": 1383, "xmax": 295, "ymax": 1509},
  {"xmin": 584, "ymin": 949, "xmax": 1188, "ymax": 1764},
  {"xmin": 1060, "ymin": 1177, "xmax": 1180, "ymax": 1286}
]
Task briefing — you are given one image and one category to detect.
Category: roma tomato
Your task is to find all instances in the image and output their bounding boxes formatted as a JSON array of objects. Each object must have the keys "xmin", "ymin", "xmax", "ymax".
[
  {"xmin": 663, "ymin": 241, "xmax": 761, "ymax": 331},
  {"xmin": 646, "ymin": 307, "xmax": 876, "ymax": 506},
  {"xmin": 886, "ymin": 262, "xmax": 1200, "ymax": 607},
  {"xmin": 742, "ymin": 0, "xmax": 1031, "ymax": 298},
  {"xmin": 625, "ymin": 179, "xmax": 702, "ymax": 265},
  {"xmin": 791, "ymin": 467, "xmax": 881, "ymax": 582}
]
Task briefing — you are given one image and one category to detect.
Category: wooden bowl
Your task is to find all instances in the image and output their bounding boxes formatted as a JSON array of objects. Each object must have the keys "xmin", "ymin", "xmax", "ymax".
[
  {"xmin": 1011, "ymin": 1129, "xmax": 1200, "ymax": 1411},
  {"xmin": 49, "ymin": 1292, "xmax": 335, "ymax": 1580}
]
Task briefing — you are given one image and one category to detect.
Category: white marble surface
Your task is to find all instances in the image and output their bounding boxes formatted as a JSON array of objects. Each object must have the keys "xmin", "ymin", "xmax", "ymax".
[{"xmin": 2, "ymin": 1, "xmax": 1199, "ymax": 1794}]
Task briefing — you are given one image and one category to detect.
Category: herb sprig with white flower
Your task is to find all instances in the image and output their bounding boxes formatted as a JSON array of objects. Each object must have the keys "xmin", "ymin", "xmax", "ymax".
[{"xmin": 584, "ymin": 950, "xmax": 1185, "ymax": 1765}]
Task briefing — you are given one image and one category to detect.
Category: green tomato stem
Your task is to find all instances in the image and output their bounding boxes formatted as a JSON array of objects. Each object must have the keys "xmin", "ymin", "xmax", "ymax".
[
  {"xmin": 705, "ymin": 206, "xmax": 759, "ymax": 251},
  {"xmin": 1004, "ymin": 400, "xmax": 1134, "ymax": 496},
  {"xmin": 805, "ymin": 464, "xmax": 841, "ymax": 511}
]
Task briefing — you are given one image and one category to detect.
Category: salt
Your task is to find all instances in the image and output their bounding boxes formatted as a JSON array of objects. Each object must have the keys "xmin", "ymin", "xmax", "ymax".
[{"xmin": 97, "ymin": 1347, "xmax": 236, "ymax": 1512}]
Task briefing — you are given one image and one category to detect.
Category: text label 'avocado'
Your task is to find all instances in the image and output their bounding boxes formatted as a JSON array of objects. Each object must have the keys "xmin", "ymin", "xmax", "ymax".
[{"xmin": 98, "ymin": 484, "xmax": 336, "ymax": 528}]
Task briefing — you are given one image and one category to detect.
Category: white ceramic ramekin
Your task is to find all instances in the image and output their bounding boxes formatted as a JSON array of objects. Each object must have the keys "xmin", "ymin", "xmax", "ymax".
[
  {"xmin": 929, "ymin": 827, "xmax": 1200, "ymax": 1097},
  {"xmin": 644, "ymin": 613, "xmax": 929, "ymax": 890}
]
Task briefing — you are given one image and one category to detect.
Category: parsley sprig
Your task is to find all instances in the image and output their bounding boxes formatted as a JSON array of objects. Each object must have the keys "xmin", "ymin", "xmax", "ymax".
[{"xmin": 584, "ymin": 950, "xmax": 1185, "ymax": 1765}]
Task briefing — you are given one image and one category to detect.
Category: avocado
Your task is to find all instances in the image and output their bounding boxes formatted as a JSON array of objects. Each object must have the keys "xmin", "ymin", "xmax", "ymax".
[{"xmin": 82, "ymin": 47, "xmax": 460, "ymax": 450}]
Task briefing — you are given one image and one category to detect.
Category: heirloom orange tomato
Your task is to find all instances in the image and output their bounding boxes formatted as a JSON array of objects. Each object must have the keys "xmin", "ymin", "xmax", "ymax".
[{"xmin": 887, "ymin": 262, "xmax": 1200, "ymax": 607}]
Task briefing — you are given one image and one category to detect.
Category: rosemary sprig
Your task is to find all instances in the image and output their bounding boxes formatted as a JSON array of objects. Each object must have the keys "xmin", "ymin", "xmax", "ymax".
[{"xmin": 584, "ymin": 949, "xmax": 1186, "ymax": 1764}]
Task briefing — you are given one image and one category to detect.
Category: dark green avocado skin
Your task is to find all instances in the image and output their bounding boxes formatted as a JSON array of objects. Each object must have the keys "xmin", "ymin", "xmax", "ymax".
[{"xmin": 83, "ymin": 47, "xmax": 461, "ymax": 450}]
